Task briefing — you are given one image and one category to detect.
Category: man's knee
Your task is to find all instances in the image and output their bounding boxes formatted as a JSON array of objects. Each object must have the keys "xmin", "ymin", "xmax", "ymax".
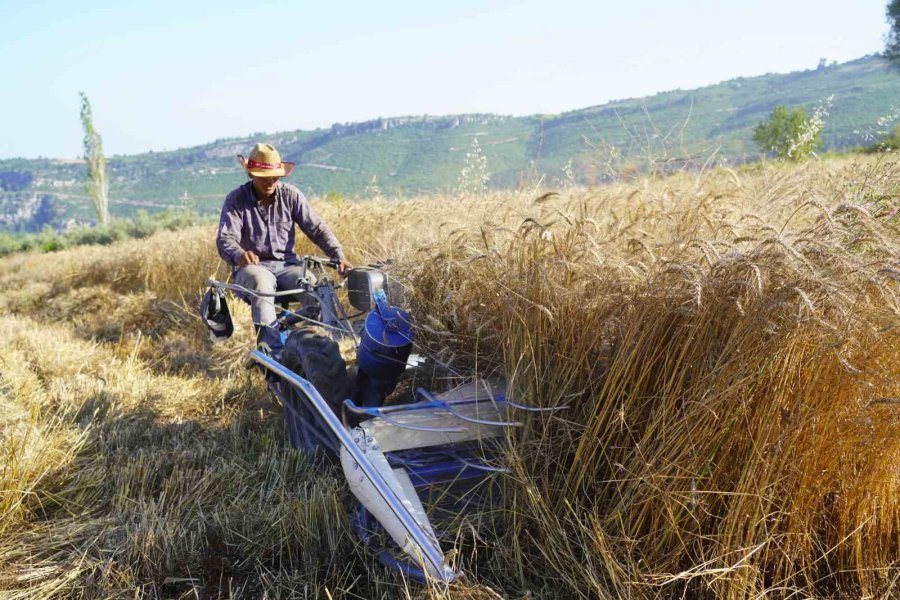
[
  {"xmin": 277, "ymin": 266, "xmax": 314, "ymax": 290},
  {"xmin": 235, "ymin": 265, "xmax": 276, "ymax": 291}
]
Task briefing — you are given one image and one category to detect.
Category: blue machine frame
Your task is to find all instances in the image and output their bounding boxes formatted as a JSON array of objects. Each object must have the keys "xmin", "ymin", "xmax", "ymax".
[{"xmin": 203, "ymin": 258, "xmax": 564, "ymax": 584}]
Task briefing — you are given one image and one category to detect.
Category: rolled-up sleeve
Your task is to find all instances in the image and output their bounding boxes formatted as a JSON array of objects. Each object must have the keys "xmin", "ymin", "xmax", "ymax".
[
  {"xmin": 292, "ymin": 192, "xmax": 345, "ymax": 261},
  {"xmin": 216, "ymin": 191, "xmax": 245, "ymax": 265}
]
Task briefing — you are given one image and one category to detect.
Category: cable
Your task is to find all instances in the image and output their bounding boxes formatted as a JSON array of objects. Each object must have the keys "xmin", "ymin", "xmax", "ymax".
[{"xmin": 207, "ymin": 277, "xmax": 464, "ymax": 377}]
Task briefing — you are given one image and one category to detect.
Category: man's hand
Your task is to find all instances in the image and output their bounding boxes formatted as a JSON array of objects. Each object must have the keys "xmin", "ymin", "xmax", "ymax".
[
  {"xmin": 338, "ymin": 258, "xmax": 353, "ymax": 277},
  {"xmin": 238, "ymin": 250, "xmax": 260, "ymax": 267}
]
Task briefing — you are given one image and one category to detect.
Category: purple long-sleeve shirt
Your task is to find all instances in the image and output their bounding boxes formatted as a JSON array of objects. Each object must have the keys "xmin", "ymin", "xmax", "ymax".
[{"xmin": 216, "ymin": 181, "xmax": 344, "ymax": 266}]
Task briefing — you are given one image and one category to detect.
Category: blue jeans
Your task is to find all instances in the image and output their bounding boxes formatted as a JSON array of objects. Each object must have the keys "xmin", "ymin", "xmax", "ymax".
[{"xmin": 234, "ymin": 261, "xmax": 314, "ymax": 325}]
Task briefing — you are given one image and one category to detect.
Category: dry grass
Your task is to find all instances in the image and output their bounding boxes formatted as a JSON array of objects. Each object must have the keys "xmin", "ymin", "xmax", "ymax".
[{"xmin": 0, "ymin": 155, "xmax": 897, "ymax": 598}]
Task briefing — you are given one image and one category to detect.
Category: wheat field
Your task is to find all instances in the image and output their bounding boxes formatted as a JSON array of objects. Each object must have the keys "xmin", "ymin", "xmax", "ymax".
[{"xmin": 1, "ymin": 156, "xmax": 898, "ymax": 599}]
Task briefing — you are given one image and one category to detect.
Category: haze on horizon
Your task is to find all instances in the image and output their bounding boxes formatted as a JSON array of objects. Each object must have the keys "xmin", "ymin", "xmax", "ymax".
[{"xmin": 0, "ymin": 0, "xmax": 891, "ymax": 160}]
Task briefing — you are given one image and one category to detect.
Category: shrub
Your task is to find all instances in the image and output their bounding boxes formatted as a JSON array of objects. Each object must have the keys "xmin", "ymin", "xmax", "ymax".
[
  {"xmin": 0, "ymin": 210, "xmax": 208, "ymax": 258},
  {"xmin": 753, "ymin": 104, "xmax": 824, "ymax": 160},
  {"xmin": 866, "ymin": 124, "xmax": 900, "ymax": 152}
]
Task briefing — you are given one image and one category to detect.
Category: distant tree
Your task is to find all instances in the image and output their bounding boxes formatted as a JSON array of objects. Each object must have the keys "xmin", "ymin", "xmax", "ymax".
[
  {"xmin": 0, "ymin": 170, "xmax": 33, "ymax": 192},
  {"xmin": 26, "ymin": 195, "xmax": 61, "ymax": 233},
  {"xmin": 888, "ymin": 0, "xmax": 900, "ymax": 66},
  {"xmin": 752, "ymin": 105, "xmax": 823, "ymax": 161},
  {"xmin": 79, "ymin": 92, "xmax": 109, "ymax": 225}
]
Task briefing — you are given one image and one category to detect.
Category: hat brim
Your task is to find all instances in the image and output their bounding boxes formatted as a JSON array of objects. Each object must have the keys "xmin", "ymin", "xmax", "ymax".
[{"xmin": 239, "ymin": 156, "xmax": 295, "ymax": 178}]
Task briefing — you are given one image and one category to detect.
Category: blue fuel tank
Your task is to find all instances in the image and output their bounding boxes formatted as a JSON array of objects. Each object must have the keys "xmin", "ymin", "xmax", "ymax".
[{"xmin": 356, "ymin": 290, "xmax": 414, "ymax": 406}]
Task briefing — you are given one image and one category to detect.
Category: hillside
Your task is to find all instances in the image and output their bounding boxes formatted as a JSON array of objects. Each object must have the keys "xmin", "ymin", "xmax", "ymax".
[{"xmin": 1, "ymin": 54, "xmax": 898, "ymax": 228}]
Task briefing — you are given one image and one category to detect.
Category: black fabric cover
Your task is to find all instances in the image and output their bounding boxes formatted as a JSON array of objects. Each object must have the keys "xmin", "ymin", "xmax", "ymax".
[{"xmin": 200, "ymin": 288, "xmax": 234, "ymax": 342}]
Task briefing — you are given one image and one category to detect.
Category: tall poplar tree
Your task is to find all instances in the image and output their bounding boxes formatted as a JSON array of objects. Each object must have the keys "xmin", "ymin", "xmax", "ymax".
[{"xmin": 79, "ymin": 92, "xmax": 109, "ymax": 225}]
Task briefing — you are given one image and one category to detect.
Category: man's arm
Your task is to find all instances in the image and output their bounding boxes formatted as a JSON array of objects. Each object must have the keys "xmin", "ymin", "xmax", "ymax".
[
  {"xmin": 216, "ymin": 191, "xmax": 248, "ymax": 266},
  {"xmin": 292, "ymin": 191, "xmax": 345, "ymax": 262}
]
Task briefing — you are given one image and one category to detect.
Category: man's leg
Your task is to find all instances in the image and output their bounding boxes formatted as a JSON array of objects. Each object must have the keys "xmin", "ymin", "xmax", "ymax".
[
  {"xmin": 273, "ymin": 264, "xmax": 317, "ymax": 308},
  {"xmin": 234, "ymin": 265, "xmax": 278, "ymax": 325}
]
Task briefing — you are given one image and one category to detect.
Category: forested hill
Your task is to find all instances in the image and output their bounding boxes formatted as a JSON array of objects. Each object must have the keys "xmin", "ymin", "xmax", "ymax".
[{"xmin": 2, "ymin": 54, "xmax": 898, "ymax": 228}]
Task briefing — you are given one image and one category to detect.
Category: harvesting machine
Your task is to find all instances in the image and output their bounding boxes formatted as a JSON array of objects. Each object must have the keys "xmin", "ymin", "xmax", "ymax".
[{"xmin": 200, "ymin": 256, "xmax": 561, "ymax": 583}]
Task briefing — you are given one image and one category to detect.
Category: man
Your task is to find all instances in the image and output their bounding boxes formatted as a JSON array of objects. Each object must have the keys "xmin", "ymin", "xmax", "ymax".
[{"xmin": 216, "ymin": 142, "xmax": 352, "ymax": 328}]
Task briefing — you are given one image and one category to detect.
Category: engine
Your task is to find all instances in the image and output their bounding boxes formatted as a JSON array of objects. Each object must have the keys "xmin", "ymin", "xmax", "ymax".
[{"xmin": 348, "ymin": 268, "xmax": 414, "ymax": 407}]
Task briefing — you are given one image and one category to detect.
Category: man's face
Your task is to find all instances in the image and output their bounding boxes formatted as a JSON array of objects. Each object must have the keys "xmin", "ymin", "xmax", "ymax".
[{"xmin": 251, "ymin": 174, "xmax": 280, "ymax": 199}]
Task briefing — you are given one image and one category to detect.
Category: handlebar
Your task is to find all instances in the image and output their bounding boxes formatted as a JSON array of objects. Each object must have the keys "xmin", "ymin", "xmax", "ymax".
[
  {"xmin": 206, "ymin": 255, "xmax": 345, "ymax": 300},
  {"xmin": 303, "ymin": 255, "xmax": 341, "ymax": 270},
  {"xmin": 206, "ymin": 255, "xmax": 351, "ymax": 298},
  {"xmin": 206, "ymin": 279, "xmax": 305, "ymax": 297}
]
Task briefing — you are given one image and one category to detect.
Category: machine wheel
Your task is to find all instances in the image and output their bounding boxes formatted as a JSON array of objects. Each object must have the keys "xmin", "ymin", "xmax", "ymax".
[{"xmin": 281, "ymin": 326, "xmax": 353, "ymax": 414}]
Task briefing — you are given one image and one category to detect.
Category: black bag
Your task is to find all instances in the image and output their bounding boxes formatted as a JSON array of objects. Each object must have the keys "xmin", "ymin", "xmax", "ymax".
[{"xmin": 200, "ymin": 288, "xmax": 234, "ymax": 342}]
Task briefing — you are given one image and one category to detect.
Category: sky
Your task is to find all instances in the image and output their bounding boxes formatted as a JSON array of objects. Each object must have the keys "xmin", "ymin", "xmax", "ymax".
[{"xmin": 0, "ymin": 0, "xmax": 892, "ymax": 159}]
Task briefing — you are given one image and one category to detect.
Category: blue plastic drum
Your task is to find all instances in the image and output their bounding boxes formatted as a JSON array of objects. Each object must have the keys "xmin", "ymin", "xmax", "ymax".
[{"xmin": 356, "ymin": 291, "xmax": 414, "ymax": 405}]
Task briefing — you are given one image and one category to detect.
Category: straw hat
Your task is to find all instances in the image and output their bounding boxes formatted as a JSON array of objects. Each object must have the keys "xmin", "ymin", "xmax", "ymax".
[{"xmin": 238, "ymin": 143, "xmax": 295, "ymax": 178}]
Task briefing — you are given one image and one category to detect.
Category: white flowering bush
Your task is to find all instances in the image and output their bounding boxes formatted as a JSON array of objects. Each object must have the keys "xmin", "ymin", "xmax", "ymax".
[
  {"xmin": 561, "ymin": 159, "xmax": 578, "ymax": 188},
  {"xmin": 786, "ymin": 95, "xmax": 832, "ymax": 160},
  {"xmin": 365, "ymin": 175, "xmax": 384, "ymax": 201},
  {"xmin": 456, "ymin": 137, "xmax": 490, "ymax": 196},
  {"xmin": 854, "ymin": 105, "xmax": 900, "ymax": 152}
]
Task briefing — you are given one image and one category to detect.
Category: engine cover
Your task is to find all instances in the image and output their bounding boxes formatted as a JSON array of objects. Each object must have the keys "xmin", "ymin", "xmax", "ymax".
[{"xmin": 347, "ymin": 267, "xmax": 387, "ymax": 312}]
